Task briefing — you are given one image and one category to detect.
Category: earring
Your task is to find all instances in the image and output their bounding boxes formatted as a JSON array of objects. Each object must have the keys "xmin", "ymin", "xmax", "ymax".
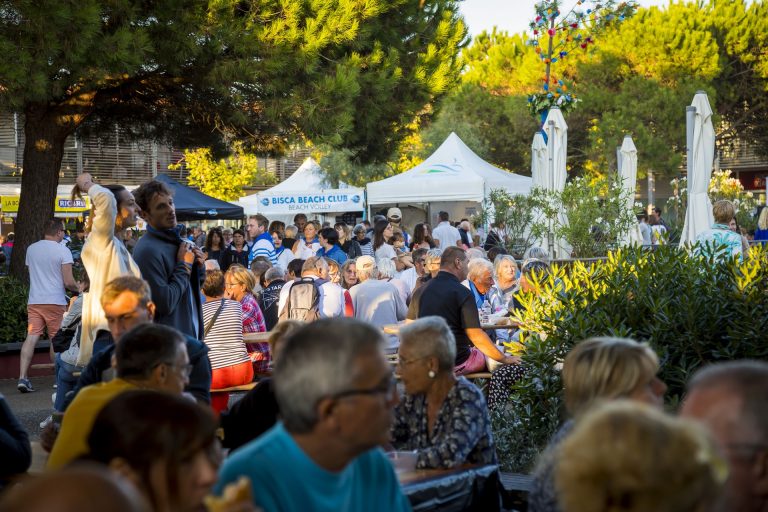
[{"xmin": 428, "ymin": 370, "xmax": 436, "ymax": 379}]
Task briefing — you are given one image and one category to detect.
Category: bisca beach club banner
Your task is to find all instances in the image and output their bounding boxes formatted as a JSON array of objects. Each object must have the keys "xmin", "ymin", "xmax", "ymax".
[{"xmin": 255, "ymin": 189, "xmax": 364, "ymax": 214}]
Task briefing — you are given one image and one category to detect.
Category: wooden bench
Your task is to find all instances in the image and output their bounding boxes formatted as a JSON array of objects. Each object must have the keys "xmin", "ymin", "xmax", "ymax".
[
  {"xmin": 464, "ymin": 372, "xmax": 493, "ymax": 394},
  {"xmin": 499, "ymin": 472, "xmax": 533, "ymax": 510},
  {"xmin": 210, "ymin": 382, "xmax": 258, "ymax": 394},
  {"xmin": 30, "ymin": 363, "xmax": 55, "ymax": 371}
]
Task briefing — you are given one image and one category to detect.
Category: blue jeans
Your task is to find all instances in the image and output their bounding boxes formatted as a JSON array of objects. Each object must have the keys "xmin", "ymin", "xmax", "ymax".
[{"xmin": 54, "ymin": 354, "xmax": 83, "ymax": 412}]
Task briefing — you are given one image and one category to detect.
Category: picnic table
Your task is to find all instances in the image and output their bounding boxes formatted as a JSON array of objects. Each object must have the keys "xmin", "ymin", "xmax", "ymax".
[
  {"xmin": 383, "ymin": 318, "xmax": 518, "ymax": 335},
  {"xmin": 243, "ymin": 331, "xmax": 271, "ymax": 343},
  {"xmin": 399, "ymin": 464, "xmax": 502, "ymax": 511}
]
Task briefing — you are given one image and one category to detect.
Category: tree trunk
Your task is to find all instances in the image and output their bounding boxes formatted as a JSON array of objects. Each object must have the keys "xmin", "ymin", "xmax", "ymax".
[{"xmin": 8, "ymin": 105, "xmax": 73, "ymax": 281}]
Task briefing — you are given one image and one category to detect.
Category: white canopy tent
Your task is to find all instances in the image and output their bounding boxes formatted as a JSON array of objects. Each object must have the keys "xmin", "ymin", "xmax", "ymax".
[
  {"xmin": 237, "ymin": 158, "xmax": 364, "ymax": 220},
  {"xmin": 366, "ymin": 133, "xmax": 532, "ymax": 206}
]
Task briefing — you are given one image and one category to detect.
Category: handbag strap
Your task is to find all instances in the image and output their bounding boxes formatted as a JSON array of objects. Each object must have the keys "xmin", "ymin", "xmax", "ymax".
[{"xmin": 203, "ymin": 299, "xmax": 226, "ymax": 338}]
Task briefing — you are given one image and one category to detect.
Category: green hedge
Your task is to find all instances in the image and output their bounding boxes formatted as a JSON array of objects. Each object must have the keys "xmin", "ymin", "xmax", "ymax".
[
  {"xmin": 0, "ymin": 276, "xmax": 28, "ymax": 344},
  {"xmin": 494, "ymin": 244, "xmax": 768, "ymax": 472}
]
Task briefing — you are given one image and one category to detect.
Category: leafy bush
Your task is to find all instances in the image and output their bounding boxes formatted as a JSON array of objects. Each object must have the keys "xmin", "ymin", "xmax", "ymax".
[
  {"xmin": 0, "ymin": 276, "xmax": 29, "ymax": 344},
  {"xmin": 476, "ymin": 176, "xmax": 637, "ymax": 259},
  {"xmin": 666, "ymin": 170, "xmax": 759, "ymax": 239},
  {"xmin": 474, "ymin": 189, "xmax": 540, "ymax": 258},
  {"xmin": 493, "ymin": 244, "xmax": 768, "ymax": 472}
]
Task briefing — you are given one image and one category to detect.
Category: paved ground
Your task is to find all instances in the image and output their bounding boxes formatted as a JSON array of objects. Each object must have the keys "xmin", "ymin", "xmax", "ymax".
[{"xmin": 1, "ymin": 375, "xmax": 56, "ymax": 442}]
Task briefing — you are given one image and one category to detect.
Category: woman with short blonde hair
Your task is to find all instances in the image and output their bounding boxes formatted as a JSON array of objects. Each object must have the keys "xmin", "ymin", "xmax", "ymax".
[
  {"xmin": 529, "ymin": 337, "xmax": 667, "ymax": 512},
  {"xmin": 563, "ymin": 337, "xmax": 661, "ymax": 416},
  {"xmin": 556, "ymin": 401, "xmax": 725, "ymax": 512},
  {"xmin": 224, "ymin": 265, "xmax": 268, "ymax": 372}
]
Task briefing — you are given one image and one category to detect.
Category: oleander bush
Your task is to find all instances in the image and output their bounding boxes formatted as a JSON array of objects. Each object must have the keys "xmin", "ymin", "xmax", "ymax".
[
  {"xmin": 0, "ymin": 276, "xmax": 29, "ymax": 344},
  {"xmin": 493, "ymin": 244, "xmax": 768, "ymax": 472}
]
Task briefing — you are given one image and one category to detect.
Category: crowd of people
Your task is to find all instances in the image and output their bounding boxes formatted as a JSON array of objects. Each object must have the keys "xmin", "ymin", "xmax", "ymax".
[{"xmin": 0, "ymin": 178, "xmax": 766, "ymax": 512}]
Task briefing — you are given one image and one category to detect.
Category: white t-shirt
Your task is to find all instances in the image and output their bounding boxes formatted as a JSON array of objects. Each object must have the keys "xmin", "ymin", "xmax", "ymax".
[
  {"xmin": 26, "ymin": 239, "xmax": 73, "ymax": 305},
  {"xmin": 432, "ymin": 221, "xmax": 461, "ymax": 251},
  {"xmin": 399, "ymin": 267, "xmax": 419, "ymax": 292},
  {"xmin": 374, "ymin": 243, "xmax": 397, "ymax": 264}
]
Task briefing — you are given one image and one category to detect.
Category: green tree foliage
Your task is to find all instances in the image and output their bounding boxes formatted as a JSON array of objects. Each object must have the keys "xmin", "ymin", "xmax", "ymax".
[
  {"xmin": 168, "ymin": 145, "xmax": 277, "ymax": 201},
  {"xmin": 420, "ymin": 84, "xmax": 539, "ymax": 173},
  {"xmin": 0, "ymin": 0, "xmax": 467, "ymax": 279},
  {"xmin": 425, "ymin": 1, "xmax": 768, "ymax": 181},
  {"xmin": 494, "ymin": 244, "xmax": 768, "ymax": 471}
]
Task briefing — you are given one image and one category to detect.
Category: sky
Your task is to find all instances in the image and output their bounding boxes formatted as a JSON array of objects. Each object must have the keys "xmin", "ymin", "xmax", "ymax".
[{"xmin": 459, "ymin": 0, "xmax": 672, "ymax": 39}]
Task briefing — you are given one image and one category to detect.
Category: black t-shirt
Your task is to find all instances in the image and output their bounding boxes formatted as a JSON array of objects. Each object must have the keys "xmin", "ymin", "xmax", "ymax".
[{"xmin": 407, "ymin": 271, "xmax": 480, "ymax": 365}]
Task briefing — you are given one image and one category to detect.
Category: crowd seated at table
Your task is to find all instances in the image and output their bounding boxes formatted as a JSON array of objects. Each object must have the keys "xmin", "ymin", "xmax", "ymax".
[{"xmin": 3, "ymin": 210, "xmax": 768, "ymax": 512}]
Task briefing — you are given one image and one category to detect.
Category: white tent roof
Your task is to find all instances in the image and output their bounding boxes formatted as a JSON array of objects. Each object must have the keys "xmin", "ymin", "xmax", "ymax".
[
  {"xmin": 366, "ymin": 133, "xmax": 532, "ymax": 204},
  {"xmin": 236, "ymin": 157, "xmax": 363, "ymax": 216},
  {"xmin": 269, "ymin": 157, "xmax": 354, "ymax": 192}
]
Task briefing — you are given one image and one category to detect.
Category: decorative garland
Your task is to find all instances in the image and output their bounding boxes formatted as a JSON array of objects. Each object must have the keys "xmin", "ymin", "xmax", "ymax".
[{"xmin": 527, "ymin": 1, "xmax": 637, "ymax": 117}]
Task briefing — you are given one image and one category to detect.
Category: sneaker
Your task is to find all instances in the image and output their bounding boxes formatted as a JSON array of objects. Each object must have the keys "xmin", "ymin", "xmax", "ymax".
[
  {"xmin": 40, "ymin": 415, "xmax": 53, "ymax": 429},
  {"xmin": 17, "ymin": 378, "xmax": 34, "ymax": 393}
]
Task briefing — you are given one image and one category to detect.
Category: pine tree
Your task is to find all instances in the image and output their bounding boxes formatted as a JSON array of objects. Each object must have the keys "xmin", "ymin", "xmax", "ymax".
[{"xmin": 0, "ymin": 0, "xmax": 467, "ymax": 279}]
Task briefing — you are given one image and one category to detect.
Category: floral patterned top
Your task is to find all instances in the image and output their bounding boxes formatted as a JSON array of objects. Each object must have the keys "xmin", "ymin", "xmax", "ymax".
[
  {"xmin": 391, "ymin": 377, "xmax": 497, "ymax": 469},
  {"xmin": 487, "ymin": 283, "xmax": 518, "ymax": 342},
  {"xmin": 694, "ymin": 223, "xmax": 743, "ymax": 261}
]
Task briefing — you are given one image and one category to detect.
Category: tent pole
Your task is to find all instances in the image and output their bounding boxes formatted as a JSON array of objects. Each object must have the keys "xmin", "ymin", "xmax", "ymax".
[
  {"xmin": 686, "ymin": 105, "xmax": 696, "ymax": 198},
  {"xmin": 547, "ymin": 119, "xmax": 556, "ymax": 259}
]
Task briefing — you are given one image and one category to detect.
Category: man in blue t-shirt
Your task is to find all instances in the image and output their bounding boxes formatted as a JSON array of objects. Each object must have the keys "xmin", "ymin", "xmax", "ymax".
[{"xmin": 215, "ymin": 318, "xmax": 410, "ymax": 512}]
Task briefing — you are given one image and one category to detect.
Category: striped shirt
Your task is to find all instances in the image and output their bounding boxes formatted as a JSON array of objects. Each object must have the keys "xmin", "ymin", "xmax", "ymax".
[
  {"xmin": 249, "ymin": 233, "xmax": 277, "ymax": 266},
  {"xmin": 202, "ymin": 299, "xmax": 251, "ymax": 370}
]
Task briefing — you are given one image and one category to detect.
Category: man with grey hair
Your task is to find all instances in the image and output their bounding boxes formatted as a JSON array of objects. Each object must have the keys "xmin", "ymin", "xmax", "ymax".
[
  {"xmin": 349, "ymin": 256, "xmax": 406, "ymax": 352},
  {"xmin": 258, "ymin": 265, "xmax": 287, "ymax": 330},
  {"xmin": 680, "ymin": 360, "xmax": 768, "ymax": 512},
  {"xmin": 278, "ymin": 256, "xmax": 343, "ymax": 319},
  {"xmin": 463, "ymin": 258, "xmax": 495, "ymax": 310},
  {"xmin": 400, "ymin": 247, "xmax": 428, "ymax": 292},
  {"xmin": 377, "ymin": 258, "xmax": 410, "ymax": 305},
  {"xmin": 215, "ymin": 318, "xmax": 409, "ymax": 511}
]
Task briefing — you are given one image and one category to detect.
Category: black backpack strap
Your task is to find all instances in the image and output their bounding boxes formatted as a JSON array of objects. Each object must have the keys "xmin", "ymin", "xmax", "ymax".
[{"xmin": 203, "ymin": 299, "xmax": 226, "ymax": 338}]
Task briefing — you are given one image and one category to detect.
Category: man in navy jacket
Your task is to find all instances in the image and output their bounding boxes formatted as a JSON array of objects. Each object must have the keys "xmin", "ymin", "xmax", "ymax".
[{"xmin": 132, "ymin": 179, "xmax": 205, "ymax": 340}]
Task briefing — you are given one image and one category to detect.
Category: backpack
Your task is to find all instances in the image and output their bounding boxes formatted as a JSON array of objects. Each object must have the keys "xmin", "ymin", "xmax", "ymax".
[{"xmin": 279, "ymin": 277, "xmax": 326, "ymax": 323}]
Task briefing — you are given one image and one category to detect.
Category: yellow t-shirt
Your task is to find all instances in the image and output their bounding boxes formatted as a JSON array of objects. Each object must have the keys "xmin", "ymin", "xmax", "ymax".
[{"xmin": 47, "ymin": 378, "xmax": 136, "ymax": 470}]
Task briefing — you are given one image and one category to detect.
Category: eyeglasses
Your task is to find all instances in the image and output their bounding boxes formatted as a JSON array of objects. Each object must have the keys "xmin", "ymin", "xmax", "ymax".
[
  {"xmin": 416, "ymin": 259, "xmax": 426, "ymax": 264},
  {"xmin": 332, "ymin": 374, "xmax": 397, "ymax": 400},
  {"xmin": 177, "ymin": 363, "xmax": 194, "ymax": 377},
  {"xmin": 154, "ymin": 362, "xmax": 193, "ymax": 377},
  {"xmin": 225, "ymin": 282, "xmax": 240, "ymax": 288}
]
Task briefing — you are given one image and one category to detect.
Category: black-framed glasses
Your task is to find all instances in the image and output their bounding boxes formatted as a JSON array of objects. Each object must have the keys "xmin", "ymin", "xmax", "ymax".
[
  {"xmin": 176, "ymin": 363, "xmax": 194, "ymax": 377},
  {"xmin": 331, "ymin": 375, "xmax": 397, "ymax": 400}
]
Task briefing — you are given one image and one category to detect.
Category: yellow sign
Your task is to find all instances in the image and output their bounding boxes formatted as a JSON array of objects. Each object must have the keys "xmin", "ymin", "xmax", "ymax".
[{"xmin": 0, "ymin": 195, "xmax": 91, "ymax": 214}]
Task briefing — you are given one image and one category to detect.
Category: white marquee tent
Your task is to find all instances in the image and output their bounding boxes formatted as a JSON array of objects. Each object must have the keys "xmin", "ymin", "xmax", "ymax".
[{"xmin": 366, "ymin": 133, "xmax": 532, "ymax": 205}]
